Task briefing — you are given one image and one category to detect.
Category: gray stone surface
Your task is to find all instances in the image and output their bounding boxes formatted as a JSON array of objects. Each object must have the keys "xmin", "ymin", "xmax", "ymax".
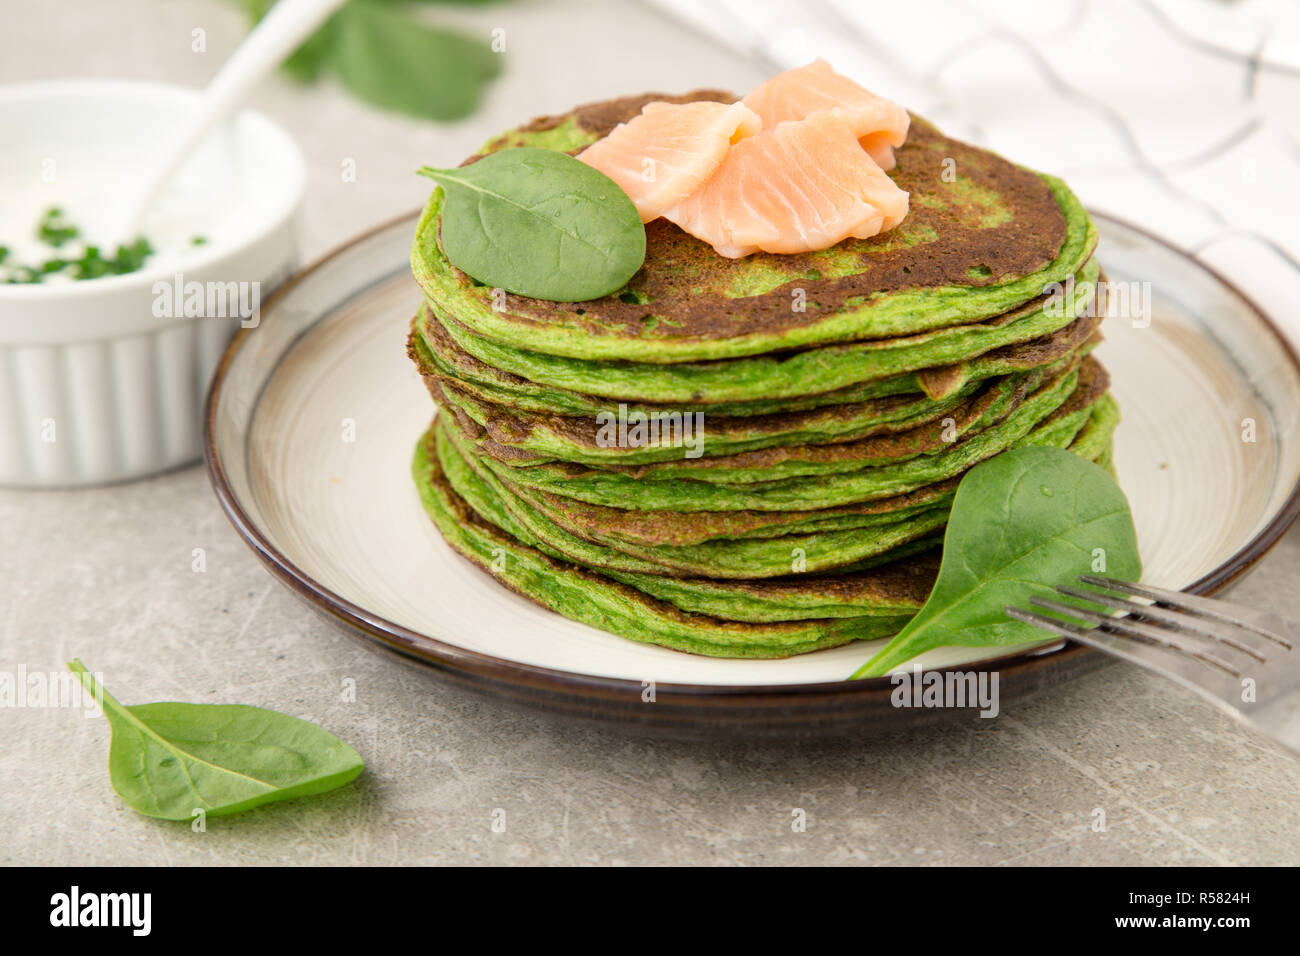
[{"xmin": 3, "ymin": 0, "xmax": 1299, "ymax": 866}]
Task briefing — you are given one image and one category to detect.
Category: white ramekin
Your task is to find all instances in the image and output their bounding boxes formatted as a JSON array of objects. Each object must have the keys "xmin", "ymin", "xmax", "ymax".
[{"xmin": 0, "ymin": 79, "xmax": 304, "ymax": 487}]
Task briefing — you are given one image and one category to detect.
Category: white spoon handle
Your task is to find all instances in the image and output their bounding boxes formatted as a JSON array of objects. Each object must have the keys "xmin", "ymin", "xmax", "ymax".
[{"xmin": 115, "ymin": 0, "xmax": 348, "ymax": 241}]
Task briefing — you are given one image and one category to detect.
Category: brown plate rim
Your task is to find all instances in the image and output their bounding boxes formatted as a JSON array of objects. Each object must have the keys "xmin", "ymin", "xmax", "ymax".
[{"xmin": 202, "ymin": 209, "xmax": 1300, "ymax": 715}]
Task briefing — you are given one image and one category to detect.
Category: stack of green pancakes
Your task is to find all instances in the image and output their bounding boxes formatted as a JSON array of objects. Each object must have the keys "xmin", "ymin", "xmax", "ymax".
[{"xmin": 408, "ymin": 91, "xmax": 1117, "ymax": 659}]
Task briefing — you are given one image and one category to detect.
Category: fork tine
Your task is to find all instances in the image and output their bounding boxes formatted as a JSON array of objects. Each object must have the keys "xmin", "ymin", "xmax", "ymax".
[
  {"xmin": 1005, "ymin": 605, "xmax": 1088, "ymax": 640},
  {"xmin": 1007, "ymin": 605, "xmax": 1245, "ymax": 707},
  {"xmin": 1054, "ymin": 584, "xmax": 1269, "ymax": 663},
  {"xmin": 1027, "ymin": 596, "xmax": 1245, "ymax": 676},
  {"xmin": 1079, "ymin": 575, "xmax": 1294, "ymax": 649}
]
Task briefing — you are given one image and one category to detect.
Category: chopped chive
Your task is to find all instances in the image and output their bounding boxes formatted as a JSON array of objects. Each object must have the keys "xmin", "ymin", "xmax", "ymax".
[
  {"xmin": 36, "ymin": 207, "xmax": 79, "ymax": 248},
  {"xmin": 6, "ymin": 213, "xmax": 158, "ymax": 282}
]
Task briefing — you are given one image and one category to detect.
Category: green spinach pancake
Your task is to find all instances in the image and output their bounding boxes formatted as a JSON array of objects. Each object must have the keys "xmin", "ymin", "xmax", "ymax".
[{"xmin": 405, "ymin": 89, "xmax": 1121, "ymax": 659}]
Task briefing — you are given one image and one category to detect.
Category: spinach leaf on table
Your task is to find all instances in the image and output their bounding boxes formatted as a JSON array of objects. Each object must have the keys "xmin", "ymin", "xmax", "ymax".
[
  {"xmin": 420, "ymin": 148, "xmax": 647, "ymax": 301},
  {"xmin": 237, "ymin": 0, "xmax": 503, "ymax": 120},
  {"xmin": 851, "ymin": 446, "xmax": 1142, "ymax": 678},
  {"xmin": 332, "ymin": 0, "xmax": 502, "ymax": 121},
  {"xmin": 69, "ymin": 660, "xmax": 364, "ymax": 820}
]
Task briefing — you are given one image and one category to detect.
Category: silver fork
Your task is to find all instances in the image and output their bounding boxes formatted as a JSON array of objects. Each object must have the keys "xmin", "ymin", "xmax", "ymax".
[{"xmin": 1006, "ymin": 576, "xmax": 1300, "ymax": 757}]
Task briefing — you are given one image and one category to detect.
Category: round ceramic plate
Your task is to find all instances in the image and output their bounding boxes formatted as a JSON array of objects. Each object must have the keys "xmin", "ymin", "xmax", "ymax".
[{"xmin": 206, "ymin": 212, "xmax": 1300, "ymax": 736}]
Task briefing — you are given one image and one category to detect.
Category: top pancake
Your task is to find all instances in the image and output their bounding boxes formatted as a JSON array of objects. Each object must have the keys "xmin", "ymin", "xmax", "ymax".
[{"xmin": 411, "ymin": 91, "xmax": 1097, "ymax": 364}]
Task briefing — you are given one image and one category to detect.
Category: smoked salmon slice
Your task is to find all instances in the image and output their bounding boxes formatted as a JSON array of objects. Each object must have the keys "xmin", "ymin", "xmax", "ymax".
[
  {"xmin": 743, "ymin": 59, "xmax": 910, "ymax": 170},
  {"xmin": 663, "ymin": 111, "xmax": 909, "ymax": 259},
  {"xmin": 577, "ymin": 100, "xmax": 762, "ymax": 223},
  {"xmin": 575, "ymin": 61, "xmax": 911, "ymax": 258}
]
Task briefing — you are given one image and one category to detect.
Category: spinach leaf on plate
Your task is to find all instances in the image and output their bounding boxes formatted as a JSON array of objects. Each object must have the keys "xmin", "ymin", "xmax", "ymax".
[
  {"xmin": 420, "ymin": 148, "xmax": 647, "ymax": 301},
  {"xmin": 69, "ymin": 660, "xmax": 364, "ymax": 820},
  {"xmin": 850, "ymin": 446, "xmax": 1141, "ymax": 678}
]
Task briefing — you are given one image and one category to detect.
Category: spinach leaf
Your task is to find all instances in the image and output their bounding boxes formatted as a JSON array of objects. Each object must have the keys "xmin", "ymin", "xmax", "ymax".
[
  {"xmin": 238, "ymin": 0, "xmax": 502, "ymax": 120},
  {"xmin": 420, "ymin": 148, "xmax": 647, "ymax": 301},
  {"xmin": 237, "ymin": 0, "xmax": 337, "ymax": 83},
  {"xmin": 331, "ymin": 0, "xmax": 502, "ymax": 121},
  {"xmin": 850, "ymin": 446, "xmax": 1141, "ymax": 678},
  {"xmin": 69, "ymin": 660, "xmax": 363, "ymax": 821}
]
